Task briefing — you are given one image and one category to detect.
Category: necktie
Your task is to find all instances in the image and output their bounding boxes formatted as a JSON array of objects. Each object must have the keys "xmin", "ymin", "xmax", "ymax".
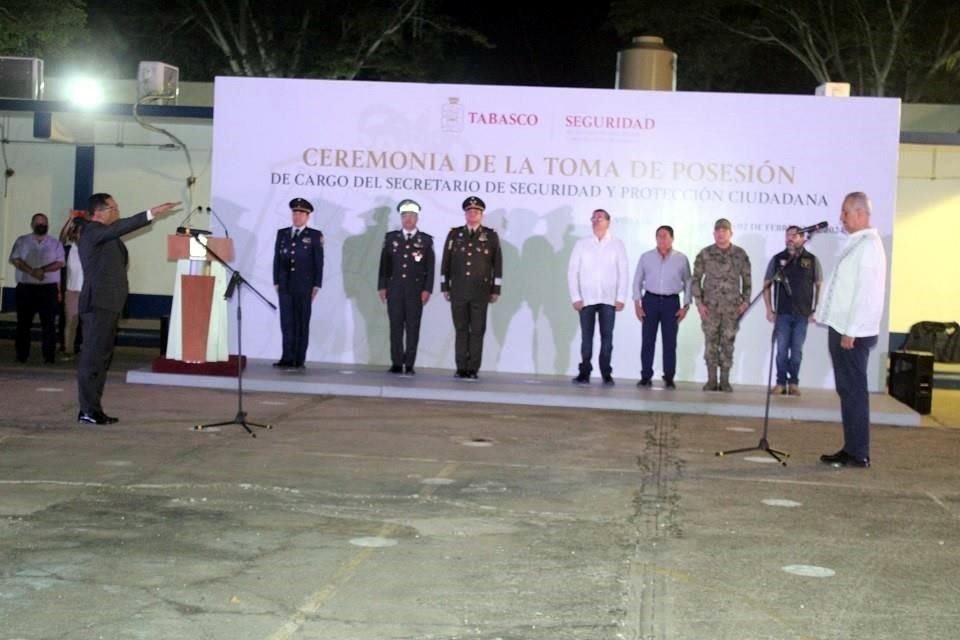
[
  {"xmin": 293, "ymin": 228, "xmax": 301, "ymax": 241},
  {"xmin": 406, "ymin": 233, "xmax": 413, "ymax": 241}
]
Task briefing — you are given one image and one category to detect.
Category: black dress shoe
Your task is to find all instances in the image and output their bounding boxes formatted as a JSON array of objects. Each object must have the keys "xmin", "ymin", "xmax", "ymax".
[
  {"xmin": 572, "ymin": 374, "xmax": 590, "ymax": 385},
  {"xmin": 78, "ymin": 411, "xmax": 116, "ymax": 425},
  {"xmin": 636, "ymin": 378, "xmax": 652, "ymax": 388},
  {"xmin": 454, "ymin": 369, "xmax": 467, "ymax": 379},
  {"xmin": 272, "ymin": 360, "xmax": 293, "ymax": 368},
  {"xmin": 663, "ymin": 379, "xmax": 677, "ymax": 389},
  {"xmin": 404, "ymin": 366, "xmax": 415, "ymax": 376},
  {"xmin": 602, "ymin": 376, "xmax": 615, "ymax": 386},
  {"xmin": 466, "ymin": 371, "xmax": 479, "ymax": 381},
  {"xmin": 819, "ymin": 450, "xmax": 848, "ymax": 464},
  {"xmin": 820, "ymin": 450, "xmax": 869, "ymax": 467},
  {"xmin": 388, "ymin": 365, "xmax": 403, "ymax": 374}
]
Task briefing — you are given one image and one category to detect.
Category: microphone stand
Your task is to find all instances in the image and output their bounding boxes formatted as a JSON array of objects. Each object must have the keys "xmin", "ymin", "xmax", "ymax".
[
  {"xmin": 715, "ymin": 235, "xmax": 817, "ymax": 465},
  {"xmin": 192, "ymin": 236, "xmax": 277, "ymax": 437}
]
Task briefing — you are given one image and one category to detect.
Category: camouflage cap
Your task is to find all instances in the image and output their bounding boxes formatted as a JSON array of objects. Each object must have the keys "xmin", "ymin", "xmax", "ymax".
[{"xmin": 714, "ymin": 218, "xmax": 732, "ymax": 230}]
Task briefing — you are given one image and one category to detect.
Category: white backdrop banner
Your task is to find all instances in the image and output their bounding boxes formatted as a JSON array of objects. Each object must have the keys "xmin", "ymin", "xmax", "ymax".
[{"xmin": 211, "ymin": 77, "xmax": 900, "ymax": 388}]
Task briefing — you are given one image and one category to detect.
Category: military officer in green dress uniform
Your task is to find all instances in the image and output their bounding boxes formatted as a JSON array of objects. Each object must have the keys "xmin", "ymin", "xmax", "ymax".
[{"xmin": 440, "ymin": 196, "xmax": 503, "ymax": 380}]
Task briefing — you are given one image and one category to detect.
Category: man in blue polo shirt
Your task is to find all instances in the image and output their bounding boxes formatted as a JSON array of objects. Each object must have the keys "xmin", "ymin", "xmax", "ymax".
[
  {"xmin": 632, "ymin": 225, "xmax": 692, "ymax": 389},
  {"xmin": 763, "ymin": 225, "xmax": 823, "ymax": 396}
]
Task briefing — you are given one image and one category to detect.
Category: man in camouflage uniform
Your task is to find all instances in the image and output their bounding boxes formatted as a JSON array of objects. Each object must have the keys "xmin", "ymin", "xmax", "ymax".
[
  {"xmin": 440, "ymin": 196, "xmax": 503, "ymax": 381},
  {"xmin": 692, "ymin": 218, "xmax": 752, "ymax": 391}
]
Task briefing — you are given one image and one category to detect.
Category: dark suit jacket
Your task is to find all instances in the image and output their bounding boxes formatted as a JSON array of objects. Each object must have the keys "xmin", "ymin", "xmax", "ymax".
[
  {"xmin": 77, "ymin": 212, "xmax": 151, "ymax": 313},
  {"xmin": 273, "ymin": 227, "xmax": 324, "ymax": 294}
]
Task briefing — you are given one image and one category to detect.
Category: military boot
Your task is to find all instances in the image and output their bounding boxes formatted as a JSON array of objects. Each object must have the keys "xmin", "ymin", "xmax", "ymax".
[
  {"xmin": 719, "ymin": 368, "xmax": 733, "ymax": 392},
  {"xmin": 702, "ymin": 367, "xmax": 718, "ymax": 391}
]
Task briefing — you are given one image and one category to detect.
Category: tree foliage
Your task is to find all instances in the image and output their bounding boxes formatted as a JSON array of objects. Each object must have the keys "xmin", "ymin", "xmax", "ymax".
[
  {"xmin": 177, "ymin": 0, "xmax": 489, "ymax": 80},
  {"xmin": 611, "ymin": 0, "xmax": 960, "ymax": 101},
  {"xmin": 0, "ymin": 0, "xmax": 88, "ymax": 61}
]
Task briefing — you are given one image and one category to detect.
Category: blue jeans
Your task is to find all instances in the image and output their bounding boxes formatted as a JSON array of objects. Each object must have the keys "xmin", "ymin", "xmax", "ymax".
[
  {"xmin": 828, "ymin": 328, "xmax": 878, "ymax": 459},
  {"xmin": 579, "ymin": 304, "xmax": 616, "ymax": 377},
  {"xmin": 774, "ymin": 313, "xmax": 809, "ymax": 385}
]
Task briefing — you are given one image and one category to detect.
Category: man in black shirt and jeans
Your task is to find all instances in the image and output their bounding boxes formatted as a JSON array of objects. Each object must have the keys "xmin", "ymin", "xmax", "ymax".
[{"xmin": 763, "ymin": 225, "xmax": 823, "ymax": 396}]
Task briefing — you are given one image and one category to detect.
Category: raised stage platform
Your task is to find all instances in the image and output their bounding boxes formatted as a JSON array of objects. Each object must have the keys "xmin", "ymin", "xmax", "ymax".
[{"xmin": 126, "ymin": 360, "xmax": 922, "ymax": 427}]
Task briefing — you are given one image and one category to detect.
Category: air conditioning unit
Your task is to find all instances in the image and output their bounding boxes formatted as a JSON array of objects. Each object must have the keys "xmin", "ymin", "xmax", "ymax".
[
  {"xmin": 137, "ymin": 61, "xmax": 179, "ymax": 104},
  {"xmin": 0, "ymin": 57, "xmax": 44, "ymax": 100}
]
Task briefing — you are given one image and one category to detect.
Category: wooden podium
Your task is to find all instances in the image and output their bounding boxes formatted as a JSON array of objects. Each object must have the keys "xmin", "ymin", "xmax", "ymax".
[{"xmin": 166, "ymin": 234, "xmax": 233, "ymax": 363}]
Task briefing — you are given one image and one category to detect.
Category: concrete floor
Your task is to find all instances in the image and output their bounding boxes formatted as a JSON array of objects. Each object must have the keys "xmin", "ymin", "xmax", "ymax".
[{"xmin": 2, "ymin": 345, "xmax": 959, "ymax": 640}]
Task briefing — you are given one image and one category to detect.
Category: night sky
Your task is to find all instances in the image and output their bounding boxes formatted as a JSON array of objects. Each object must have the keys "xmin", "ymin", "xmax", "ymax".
[
  {"xmin": 447, "ymin": 0, "xmax": 622, "ymax": 88},
  {"xmin": 75, "ymin": 0, "xmax": 817, "ymax": 94}
]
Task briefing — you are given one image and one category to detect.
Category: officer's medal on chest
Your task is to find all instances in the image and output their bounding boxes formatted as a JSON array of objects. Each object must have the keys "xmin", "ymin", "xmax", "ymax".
[{"xmin": 412, "ymin": 239, "xmax": 423, "ymax": 262}]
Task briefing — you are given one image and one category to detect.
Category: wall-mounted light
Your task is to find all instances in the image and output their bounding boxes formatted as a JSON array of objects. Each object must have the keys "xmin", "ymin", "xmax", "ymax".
[{"xmin": 66, "ymin": 76, "xmax": 105, "ymax": 108}]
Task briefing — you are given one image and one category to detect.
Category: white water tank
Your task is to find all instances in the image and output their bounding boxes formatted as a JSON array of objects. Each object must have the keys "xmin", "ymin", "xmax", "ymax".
[{"xmin": 616, "ymin": 36, "xmax": 676, "ymax": 91}]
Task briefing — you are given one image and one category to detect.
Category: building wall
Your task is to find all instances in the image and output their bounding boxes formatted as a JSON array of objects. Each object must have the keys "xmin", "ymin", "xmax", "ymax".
[{"xmin": 891, "ymin": 144, "xmax": 960, "ymax": 331}]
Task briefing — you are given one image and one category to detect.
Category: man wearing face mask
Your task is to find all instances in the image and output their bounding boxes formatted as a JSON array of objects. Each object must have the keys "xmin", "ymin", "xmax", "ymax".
[{"xmin": 8, "ymin": 213, "xmax": 65, "ymax": 364}]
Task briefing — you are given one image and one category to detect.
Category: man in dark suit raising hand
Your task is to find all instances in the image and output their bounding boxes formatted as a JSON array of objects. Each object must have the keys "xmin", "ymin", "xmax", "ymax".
[{"xmin": 76, "ymin": 193, "xmax": 179, "ymax": 425}]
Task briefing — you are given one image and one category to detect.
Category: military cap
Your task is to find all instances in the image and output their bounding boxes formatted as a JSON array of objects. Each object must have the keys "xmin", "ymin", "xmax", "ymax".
[
  {"xmin": 462, "ymin": 196, "xmax": 486, "ymax": 211},
  {"xmin": 289, "ymin": 197, "xmax": 314, "ymax": 213},
  {"xmin": 397, "ymin": 199, "xmax": 421, "ymax": 215},
  {"xmin": 714, "ymin": 218, "xmax": 732, "ymax": 230}
]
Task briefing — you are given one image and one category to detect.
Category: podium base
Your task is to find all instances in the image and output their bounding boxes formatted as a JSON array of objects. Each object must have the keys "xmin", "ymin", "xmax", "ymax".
[{"xmin": 151, "ymin": 355, "xmax": 246, "ymax": 377}]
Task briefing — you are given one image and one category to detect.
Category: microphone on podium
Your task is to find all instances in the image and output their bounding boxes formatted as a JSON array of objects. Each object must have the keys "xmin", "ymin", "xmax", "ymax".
[{"xmin": 797, "ymin": 221, "xmax": 829, "ymax": 234}]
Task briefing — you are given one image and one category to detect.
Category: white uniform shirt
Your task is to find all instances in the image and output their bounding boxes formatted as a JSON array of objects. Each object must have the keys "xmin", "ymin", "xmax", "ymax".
[
  {"xmin": 567, "ymin": 232, "xmax": 629, "ymax": 306},
  {"xmin": 816, "ymin": 227, "xmax": 887, "ymax": 337}
]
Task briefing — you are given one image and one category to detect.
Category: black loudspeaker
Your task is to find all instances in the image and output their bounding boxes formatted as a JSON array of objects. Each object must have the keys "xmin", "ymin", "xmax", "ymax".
[{"xmin": 889, "ymin": 350, "xmax": 933, "ymax": 415}]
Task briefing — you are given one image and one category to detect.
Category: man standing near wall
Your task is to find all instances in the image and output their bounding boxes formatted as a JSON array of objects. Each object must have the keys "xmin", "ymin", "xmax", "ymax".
[
  {"xmin": 77, "ymin": 194, "xmax": 178, "ymax": 424},
  {"xmin": 632, "ymin": 225, "xmax": 691, "ymax": 389},
  {"xmin": 441, "ymin": 196, "xmax": 502, "ymax": 381},
  {"xmin": 273, "ymin": 197, "xmax": 324, "ymax": 370},
  {"xmin": 378, "ymin": 198, "xmax": 434, "ymax": 376},
  {"xmin": 8, "ymin": 213, "xmax": 64, "ymax": 364},
  {"xmin": 817, "ymin": 192, "xmax": 887, "ymax": 468},
  {"xmin": 692, "ymin": 218, "xmax": 751, "ymax": 392},
  {"xmin": 568, "ymin": 209, "xmax": 629, "ymax": 386},
  {"xmin": 763, "ymin": 225, "xmax": 823, "ymax": 396}
]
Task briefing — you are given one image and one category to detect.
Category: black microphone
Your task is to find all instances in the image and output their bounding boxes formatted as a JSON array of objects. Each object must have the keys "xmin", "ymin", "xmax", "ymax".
[
  {"xmin": 206, "ymin": 207, "xmax": 230, "ymax": 238},
  {"xmin": 224, "ymin": 272, "xmax": 239, "ymax": 300},
  {"xmin": 797, "ymin": 221, "xmax": 829, "ymax": 234},
  {"xmin": 176, "ymin": 205, "xmax": 201, "ymax": 233}
]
